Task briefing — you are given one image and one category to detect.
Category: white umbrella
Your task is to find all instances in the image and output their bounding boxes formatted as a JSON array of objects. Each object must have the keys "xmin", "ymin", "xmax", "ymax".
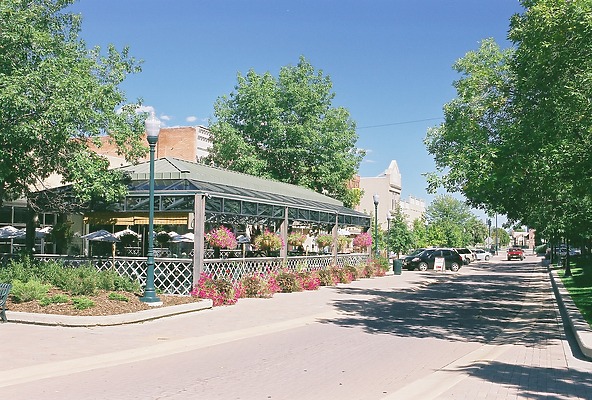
[
  {"xmin": 114, "ymin": 228, "xmax": 140, "ymax": 239},
  {"xmin": 36, "ymin": 226, "xmax": 53, "ymax": 238},
  {"xmin": 81, "ymin": 230, "xmax": 120, "ymax": 242},
  {"xmin": 170, "ymin": 232, "xmax": 194, "ymax": 243},
  {"xmin": 0, "ymin": 226, "xmax": 24, "ymax": 239}
]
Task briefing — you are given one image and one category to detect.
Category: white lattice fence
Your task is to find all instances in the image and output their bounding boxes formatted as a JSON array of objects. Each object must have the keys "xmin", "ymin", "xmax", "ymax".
[{"xmin": 32, "ymin": 252, "xmax": 370, "ymax": 294}]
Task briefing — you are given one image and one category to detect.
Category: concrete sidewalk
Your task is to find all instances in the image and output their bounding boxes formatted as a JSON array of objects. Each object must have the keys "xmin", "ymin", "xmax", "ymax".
[{"xmin": 4, "ymin": 266, "xmax": 443, "ymax": 328}]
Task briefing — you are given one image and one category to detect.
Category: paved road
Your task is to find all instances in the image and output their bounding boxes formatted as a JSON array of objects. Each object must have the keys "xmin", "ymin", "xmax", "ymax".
[{"xmin": 2, "ymin": 255, "xmax": 591, "ymax": 399}]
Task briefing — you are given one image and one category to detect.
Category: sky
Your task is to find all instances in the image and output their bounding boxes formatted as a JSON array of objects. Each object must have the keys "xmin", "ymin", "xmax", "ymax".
[{"xmin": 68, "ymin": 0, "xmax": 523, "ymax": 223}]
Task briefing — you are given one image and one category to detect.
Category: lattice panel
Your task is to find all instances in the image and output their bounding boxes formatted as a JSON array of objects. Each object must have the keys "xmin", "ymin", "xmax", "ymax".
[{"xmin": 32, "ymin": 253, "xmax": 369, "ymax": 294}]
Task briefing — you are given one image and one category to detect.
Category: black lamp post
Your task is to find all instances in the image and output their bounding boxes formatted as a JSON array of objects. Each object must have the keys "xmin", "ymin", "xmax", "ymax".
[
  {"xmin": 373, "ymin": 194, "xmax": 379, "ymax": 257},
  {"xmin": 386, "ymin": 212, "xmax": 392, "ymax": 258},
  {"xmin": 140, "ymin": 111, "xmax": 161, "ymax": 304}
]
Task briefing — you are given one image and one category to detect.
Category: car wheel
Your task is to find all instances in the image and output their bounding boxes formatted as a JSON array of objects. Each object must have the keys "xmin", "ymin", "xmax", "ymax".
[
  {"xmin": 450, "ymin": 262, "xmax": 460, "ymax": 272},
  {"xmin": 520, "ymin": 257, "xmax": 524, "ymax": 261},
  {"xmin": 485, "ymin": 255, "xmax": 490, "ymax": 261},
  {"xmin": 507, "ymin": 257, "xmax": 511, "ymax": 261},
  {"xmin": 418, "ymin": 262, "xmax": 428, "ymax": 272}
]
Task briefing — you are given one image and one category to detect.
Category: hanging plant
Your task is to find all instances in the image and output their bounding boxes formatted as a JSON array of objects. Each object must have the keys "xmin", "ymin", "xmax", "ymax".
[
  {"xmin": 353, "ymin": 232, "xmax": 372, "ymax": 248},
  {"xmin": 316, "ymin": 233, "xmax": 333, "ymax": 248},
  {"xmin": 206, "ymin": 226, "xmax": 238, "ymax": 249},
  {"xmin": 287, "ymin": 232, "xmax": 307, "ymax": 247},
  {"xmin": 253, "ymin": 230, "xmax": 284, "ymax": 252}
]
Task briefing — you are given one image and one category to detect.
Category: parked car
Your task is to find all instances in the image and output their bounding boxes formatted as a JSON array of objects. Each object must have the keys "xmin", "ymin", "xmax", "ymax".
[
  {"xmin": 401, "ymin": 248, "xmax": 463, "ymax": 272},
  {"xmin": 472, "ymin": 248, "xmax": 492, "ymax": 261},
  {"xmin": 507, "ymin": 247, "xmax": 524, "ymax": 261},
  {"xmin": 455, "ymin": 247, "xmax": 474, "ymax": 264}
]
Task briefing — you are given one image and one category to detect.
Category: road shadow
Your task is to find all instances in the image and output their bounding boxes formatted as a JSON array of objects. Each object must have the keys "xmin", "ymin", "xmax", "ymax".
[
  {"xmin": 323, "ymin": 261, "xmax": 561, "ymax": 347},
  {"xmin": 454, "ymin": 360, "xmax": 592, "ymax": 399}
]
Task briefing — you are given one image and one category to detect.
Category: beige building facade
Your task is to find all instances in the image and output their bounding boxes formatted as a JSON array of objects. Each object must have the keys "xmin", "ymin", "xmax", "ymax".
[{"xmin": 357, "ymin": 160, "xmax": 426, "ymax": 229}]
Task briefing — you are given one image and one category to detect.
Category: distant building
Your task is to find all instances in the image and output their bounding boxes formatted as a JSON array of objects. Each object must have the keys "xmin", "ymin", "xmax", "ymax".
[
  {"xmin": 399, "ymin": 195, "xmax": 426, "ymax": 227},
  {"xmin": 358, "ymin": 160, "xmax": 402, "ymax": 229},
  {"xmin": 356, "ymin": 160, "xmax": 426, "ymax": 229},
  {"xmin": 89, "ymin": 125, "xmax": 212, "ymax": 168}
]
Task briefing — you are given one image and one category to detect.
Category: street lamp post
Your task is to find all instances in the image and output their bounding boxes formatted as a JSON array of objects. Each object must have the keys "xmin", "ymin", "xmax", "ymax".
[
  {"xmin": 140, "ymin": 111, "xmax": 161, "ymax": 304},
  {"xmin": 386, "ymin": 212, "xmax": 392, "ymax": 259},
  {"xmin": 373, "ymin": 194, "xmax": 379, "ymax": 257}
]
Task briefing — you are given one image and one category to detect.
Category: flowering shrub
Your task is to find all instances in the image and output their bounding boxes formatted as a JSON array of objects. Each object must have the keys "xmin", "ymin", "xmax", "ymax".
[
  {"xmin": 296, "ymin": 271, "xmax": 321, "ymax": 291},
  {"xmin": 206, "ymin": 226, "xmax": 237, "ymax": 249},
  {"xmin": 353, "ymin": 232, "xmax": 372, "ymax": 248},
  {"xmin": 274, "ymin": 270, "xmax": 302, "ymax": 293},
  {"xmin": 318, "ymin": 269, "xmax": 339, "ymax": 286},
  {"xmin": 191, "ymin": 273, "xmax": 240, "ymax": 306},
  {"xmin": 287, "ymin": 232, "xmax": 307, "ymax": 246},
  {"xmin": 315, "ymin": 233, "xmax": 333, "ymax": 248},
  {"xmin": 253, "ymin": 230, "xmax": 284, "ymax": 252},
  {"xmin": 240, "ymin": 274, "xmax": 280, "ymax": 298}
]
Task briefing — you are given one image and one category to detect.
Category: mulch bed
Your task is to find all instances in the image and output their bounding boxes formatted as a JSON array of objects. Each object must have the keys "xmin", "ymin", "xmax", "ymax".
[{"xmin": 6, "ymin": 288, "xmax": 203, "ymax": 316}]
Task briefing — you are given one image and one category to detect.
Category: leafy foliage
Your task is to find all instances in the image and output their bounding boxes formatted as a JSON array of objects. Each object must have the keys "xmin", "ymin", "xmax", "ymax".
[
  {"xmin": 0, "ymin": 0, "xmax": 146, "ymax": 210},
  {"xmin": 207, "ymin": 56, "xmax": 364, "ymax": 205},
  {"xmin": 424, "ymin": 1, "xmax": 592, "ymax": 244}
]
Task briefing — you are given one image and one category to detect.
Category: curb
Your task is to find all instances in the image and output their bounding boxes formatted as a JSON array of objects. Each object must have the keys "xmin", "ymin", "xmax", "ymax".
[
  {"xmin": 548, "ymin": 267, "xmax": 592, "ymax": 359},
  {"xmin": 5, "ymin": 299, "xmax": 214, "ymax": 327}
]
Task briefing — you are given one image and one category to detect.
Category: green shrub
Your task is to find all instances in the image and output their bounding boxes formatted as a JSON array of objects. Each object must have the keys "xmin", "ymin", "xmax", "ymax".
[
  {"xmin": 72, "ymin": 297, "xmax": 95, "ymax": 310},
  {"xmin": 275, "ymin": 270, "xmax": 302, "ymax": 293},
  {"xmin": 10, "ymin": 279, "xmax": 51, "ymax": 303},
  {"xmin": 39, "ymin": 294, "xmax": 70, "ymax": 306},
  {"xmin": 55, "ymin": 266, "xmax": 99, "ymax": 296},
  {"xmin": 98, "ymin": 270, "xmax": 141, "ymax": 292},
  {"xmin": 343, "ymin": 265, "xmax": 359, "ymax": 280},
  {"xmin": 318, "ymin": 269, "xmax": 335, "ymax": 286},
  {"xmin": 108, "ymin": 292, "xmax": 129, "ymax": 302}
]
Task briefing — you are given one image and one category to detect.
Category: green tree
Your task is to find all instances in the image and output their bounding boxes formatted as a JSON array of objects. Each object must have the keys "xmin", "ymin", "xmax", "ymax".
[
  {"xmin": 207, "ymin": 56, "xmax": 364, "ymax": 205},
  {"xmin": 425, "ymin": 195, "xmax": 477, "ymax": 247},
  {"xmin": 385, "ymin": 207, "xmax": 413, "ymax": 257},
  {"xmin": 0, "ymin": 0, "xmax": 146, "ymax": 210},
  {"xmin": 424, "ymin": 1, "xmax": 592, "ymax": 247},
  {"xmin": 411, "ymin": 218, "xmax": 429, "ymax": 249}
]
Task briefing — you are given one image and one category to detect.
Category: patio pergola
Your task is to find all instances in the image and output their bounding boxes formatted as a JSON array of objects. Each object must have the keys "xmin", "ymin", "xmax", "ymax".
[{"xmin": 35, "ymin": 157, "xmax": 371, "ymax": 285}]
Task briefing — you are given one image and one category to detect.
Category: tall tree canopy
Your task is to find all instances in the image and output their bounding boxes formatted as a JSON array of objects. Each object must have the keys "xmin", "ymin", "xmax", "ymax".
[
  {"xmin": 0, "ymin": 0, "xmax": 146, "ymax": 210},
  {"xmin": 424, "ymin": 0, "xmax": 592, "ymax": 242},
  {"xmin": 207, "ymin": 56, "xmax": 364, "ymax": 207}
]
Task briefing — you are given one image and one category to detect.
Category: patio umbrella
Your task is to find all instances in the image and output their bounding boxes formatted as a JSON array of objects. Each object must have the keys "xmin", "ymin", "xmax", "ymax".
[
  {"xmin": 170, "ymin": 232, "xmax": 194, "ymax": 243},
  {"xmin": 114, "ymin": 229, "xmax": 141, "ymax": 239},
  {"xmin": 0, "ymin": 226, "xmax": 24, "ymax": 239},
  {"xmin": 82, "ymin": 230, "xmax": 119, "ymax": 266},
  {"xmin": 81, "ymin": 230, "xmax": 120, "ymax": 242}
]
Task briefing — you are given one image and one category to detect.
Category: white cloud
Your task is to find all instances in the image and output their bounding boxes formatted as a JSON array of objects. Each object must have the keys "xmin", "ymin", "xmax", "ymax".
[
  {"xmin": 186, "ymin": 116, "xmax": 197, "ymax": 123},
  {"xmin": 135, "ymin": 105, "xmax": 155, "ymax": 114},
  {"xmin": 160, "ymin": 115, "xmax": 171, "ymax": 121}
]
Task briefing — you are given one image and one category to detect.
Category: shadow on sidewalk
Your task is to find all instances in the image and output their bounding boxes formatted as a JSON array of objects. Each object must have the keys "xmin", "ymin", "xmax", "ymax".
[
  {"xmin": 455, "ymin": 360, "xmax": 592, "ymax": 399},
  {"xmin": 323, "ymin": 261, "xmax": 560, "ymax": 347}
]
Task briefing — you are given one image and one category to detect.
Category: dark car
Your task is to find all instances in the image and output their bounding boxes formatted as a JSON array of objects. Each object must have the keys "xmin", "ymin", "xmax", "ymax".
[{"xmin": 402, "ymin": 248, "xmax": 463, "ymax": 272}]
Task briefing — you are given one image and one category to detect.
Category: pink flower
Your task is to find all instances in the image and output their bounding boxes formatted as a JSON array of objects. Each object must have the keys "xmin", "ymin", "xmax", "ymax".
[{"xmin": 206, "ymin": 226, "xmax": 238, "ymax": 249}]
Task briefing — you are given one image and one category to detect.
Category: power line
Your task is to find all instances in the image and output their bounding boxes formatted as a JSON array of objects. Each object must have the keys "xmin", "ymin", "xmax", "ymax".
[{"xmin": 357, "ymin": 117, "xmax": 443, "ymax": 129}]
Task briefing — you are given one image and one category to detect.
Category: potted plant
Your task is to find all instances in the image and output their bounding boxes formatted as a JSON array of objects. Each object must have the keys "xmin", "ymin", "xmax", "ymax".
[
  {"xmin": 287, "ymin": 232, "xmax": 307, "ymax": 247},
  {"xmin": 253, "ymin": 230, "xmax": 284, "ymax": 256},
  {"xmin": 353, "ymin": 232, "xmax": 372, "ymax": 252},
  {"xmin": 316, "ymin": 233, "xmax": 333, "ymax": 252},
  {"xmin": 206, "ymin": 226, "xmax": 238, "ymax": 258}
]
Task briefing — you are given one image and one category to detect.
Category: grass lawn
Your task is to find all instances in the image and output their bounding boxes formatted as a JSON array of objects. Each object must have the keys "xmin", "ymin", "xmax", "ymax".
[{"xmin": 558, "ymin": 263, "xmax": 592, "ymax": 327}]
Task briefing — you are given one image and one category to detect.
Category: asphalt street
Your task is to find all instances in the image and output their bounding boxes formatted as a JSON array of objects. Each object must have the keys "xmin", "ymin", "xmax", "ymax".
[{"xmin": 1, "ymin": 255, "xmax": 591, "ymax": 399}]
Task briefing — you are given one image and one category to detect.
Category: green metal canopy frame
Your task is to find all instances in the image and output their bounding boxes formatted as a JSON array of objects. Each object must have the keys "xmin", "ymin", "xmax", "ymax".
[{"xmin": 119, "ymin": 158, "xmax": 371, "ymax": 228}]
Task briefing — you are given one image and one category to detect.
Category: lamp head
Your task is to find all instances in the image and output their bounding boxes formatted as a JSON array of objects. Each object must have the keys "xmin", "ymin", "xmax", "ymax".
[
  {"xmin": 373, "ymin": 194, "xmax": 379, "ymax": 205},
  {"xmin": 145, "ymin": 111, "xmax": 161, "ymax": 145}
]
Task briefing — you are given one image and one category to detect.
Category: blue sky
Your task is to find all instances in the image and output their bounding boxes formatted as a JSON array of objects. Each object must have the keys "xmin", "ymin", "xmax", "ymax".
[{"xmin": 68, "ymin": 0, "xmax": 523, "ymax": 221}]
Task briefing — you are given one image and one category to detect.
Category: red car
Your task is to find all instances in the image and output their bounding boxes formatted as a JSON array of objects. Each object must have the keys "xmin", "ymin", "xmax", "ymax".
[{"xmin": 507, "ymin": 247, "xmax": 524, "ymax": 261}]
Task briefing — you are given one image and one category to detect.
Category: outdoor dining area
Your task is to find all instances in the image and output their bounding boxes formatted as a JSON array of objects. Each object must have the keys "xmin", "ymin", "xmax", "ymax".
[{"xmin": 6, "ymin": 157, "xmax": 372, "ymax": 296}]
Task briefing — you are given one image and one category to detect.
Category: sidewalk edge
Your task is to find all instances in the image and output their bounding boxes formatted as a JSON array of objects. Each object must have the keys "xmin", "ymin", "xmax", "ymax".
[
  {"xmin": 548, "ymin": 267, "xmax": 592, "ymax": 359},
  {"xmin": 5, "ymin": 299, "xmax": 214, "ymax": 327}
]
